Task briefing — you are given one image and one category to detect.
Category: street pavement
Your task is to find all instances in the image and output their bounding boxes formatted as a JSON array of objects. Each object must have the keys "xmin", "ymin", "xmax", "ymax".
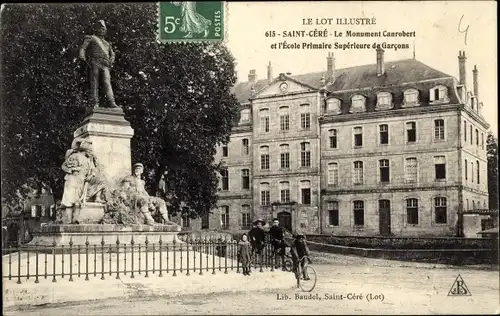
[{"xmin": 4, "ymin": 252, "xmax": 499, "ymax": 315}]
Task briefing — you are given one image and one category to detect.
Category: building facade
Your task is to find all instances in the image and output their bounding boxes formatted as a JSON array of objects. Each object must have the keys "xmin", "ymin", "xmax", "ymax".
[{"xmin": 188, "ymin": 49, "xmax": 490, "ymax": 237}]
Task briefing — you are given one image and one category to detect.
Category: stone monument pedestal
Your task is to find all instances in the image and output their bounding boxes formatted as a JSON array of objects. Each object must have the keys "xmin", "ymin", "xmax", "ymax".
[
  {"xmin": 73, "ymin": 107, "xmax": 134, "ymax": 186},
  {"xmin": 27, "ymin": 224, "xmax": 182, "ymax": 247},
  {"xmin": 61, "ymin": 202, "xmax": 106, "ymax": 224}
]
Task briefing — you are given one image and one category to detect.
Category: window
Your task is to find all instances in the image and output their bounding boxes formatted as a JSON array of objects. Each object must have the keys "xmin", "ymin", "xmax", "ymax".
[
  {"xmin": 220, "ymin": 206, "xmax": 230, "ymax": 229},
  {"xmin": 182, "ymin": 215, "xmax": 191, "ymax": 228},
  {"xmin": 241, "ymin": 205, "xmax": 251, "ymax": 229},
  {"xmin": 326, "ymin": 98, "xmax": 341, "ymax": 114},
  {"xmin": 403, "ymin": 89, "xmax": 419, "ymax": 106},
  {"xmin": 353, "ymin": 201, "xmax": 364, "ymax": 226},
  {"xmin": 434, "ymin": 197, "xmax": 447, "ymax": 224},
  {"xmin": 475, "ymin": 129, "xmax": 479, "ymax": 146},
  {"xmin": 221, "ymin": 169, "xmax": 229, "ymax": 190},
  {"xmin": 376, "ymin": 92, "xmax": 392, "ymax": 109},
  {"xmin": 350, "ymin": 95, "xmax": 366, "ymax": 113},
  {"xmin": 353, "ymin": 127, "xmax": 363, "ymax": 147},
  {"xmin": 278, "ymin": 144, "xmax": 290, "ymax": 169},
  {"xmin": 476, "ymin": 160, "xmax": 480, "ymax": 184},
  {"xmin": 327, "ymin": 201, "xmax": 339, "ymax": 226},
  {"xmin": 405, "ymin": 158, "xmax": 418, "ymax": 183},
  {"xmin": 300, "ymin": 142, "xmax": 311, "ymax": 167},
  {"xmin": 434, "ymin": 119, "xmax": 445, "ymax": 141},
  {"xmin": 466, "ymin": 199, "xmax": 469, "ymax": 210},
  {"xmin": 465, "ymin": 159, "xmax": 468, "ymax": 181},
  {"xmin": 279, "ymin": 106, "xmax": 289, "ymax": 131},
  {"xmin": 300, "ymin": 181, "xmax": 311, "ymax": 205},
  {"xmin": 464, "ymin": 121, "xmax": 467, "ymax": 142},
  {"xmin": 260, "ymin": 183, "xmax": 270, "ymax": 206},
  {"xmin": 379, "ymin": 124, "xmax": 389, "ymax": 145},
  {"xmin": 259, "ymin": 109, "xmax": 270, "ymax": 133},
  {"xmin": 201, "ymin": 213, "xmax": 209, "ymax": 229},
  {"xmin": 280, "ymin": 181, "xmax": 290, "ymax": 203},
  {"xmin": 240, "ymin": 109, "xmax": 250, "ymax": 123},
  {"xmin": 222, "ymin": 144, "xmax": 228, "ymax": 157},
  {"xmin": 260, "ymin": 146, "xmax": 269, "ymax": 170},
  {"xmin": 327, "ymin": 163, "xmax": 339, "ymax": 186},
  {"xmin": 434, "ymin": 156, "xmax": 446, "ymax": 180},
  {"xmin": 406, "ymin": 122, "xmax": 417, "ymax": 143},
  {"xmin": 473, "ymin": 200, "xmax": 476, "ymax": 209},
  {"xmin": 353, "ymin": 161, "xmax": 364, "ymax": 185},
  {"xmin": 379, "ymin": 159, "xmax": 390, "ymax": 183},
  {"xmin": 482, "ymin": 133, "xmax": 485, "ymax": 150},
  {"xmin": 329, "ymin": 129, "xmax": 338, "ymax": 149},
  {"xmin": 242, "ymin": 139, "xmax": 249, "ymax": 155},
  {"xmin": 406, "ymin": 199, "xmax": 419, "ymax": 225},
  {"xmin": 300, "ymin": 113, "xmax": 311, "ymax": 130},
  {"xmin": 470, "ymin": 126, "xmax": 473, "ymax": 144},
  {"xmin": 471, "ymin": 161, "xmax": 474, "ymax": 183},
  {"xmin": 430, "ymin": 86, "xmax": 448, "ymax": 102},
  {"xmin": 241, "ymin": 169, "xmax": 250, "ymax": 190}
]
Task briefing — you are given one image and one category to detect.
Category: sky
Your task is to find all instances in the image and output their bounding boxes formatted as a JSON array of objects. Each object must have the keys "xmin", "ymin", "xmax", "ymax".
[{"xmin": 225, "ymin": 1, "xmax": 497, "ymax": 135}]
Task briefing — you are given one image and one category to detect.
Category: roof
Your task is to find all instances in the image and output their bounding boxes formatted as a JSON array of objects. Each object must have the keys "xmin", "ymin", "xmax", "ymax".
[{"xmin": 232, "ymin": 59, "xmax": 453, "ymax": 104}]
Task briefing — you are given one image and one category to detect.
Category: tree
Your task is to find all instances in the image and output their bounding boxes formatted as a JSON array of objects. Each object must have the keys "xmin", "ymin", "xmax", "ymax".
[
  {"xmin": 487, "ymin": 133, "xmax": 499, "ymax": 210},
  {"xmin": 0, "ymin": 3, "xmax": 239, "ymax": 218}
]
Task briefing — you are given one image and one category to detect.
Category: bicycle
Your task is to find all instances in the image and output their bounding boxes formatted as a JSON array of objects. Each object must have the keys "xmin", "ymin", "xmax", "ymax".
[{"xmin": 295, "ymin": 255, "xmax": 317, "ymax": 292}]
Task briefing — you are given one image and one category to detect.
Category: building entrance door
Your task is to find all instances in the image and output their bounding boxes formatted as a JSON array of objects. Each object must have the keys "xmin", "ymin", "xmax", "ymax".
[
  {"xmin": 277, "ymin": 211, "xmax": 292, "ymax": 232},
  {"xmin": 378, "ymin": 200, "xmax": 391, "ymax": 236}
]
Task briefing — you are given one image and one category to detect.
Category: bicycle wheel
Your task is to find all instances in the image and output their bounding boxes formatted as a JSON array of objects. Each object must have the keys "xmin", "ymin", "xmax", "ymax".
[
  {"xmin": 284, "ymin": 259, "xmax": 293, "ymax": 272},
  {"xmin": 299, "ymin": 266, "xmax": 317, "ymax": 292}
]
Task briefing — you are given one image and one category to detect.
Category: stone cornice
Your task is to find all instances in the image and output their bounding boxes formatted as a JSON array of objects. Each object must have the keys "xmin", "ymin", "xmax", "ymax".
[{"xmin": 321, "ymin": 185, "xmax": 462, "ymax": 195}]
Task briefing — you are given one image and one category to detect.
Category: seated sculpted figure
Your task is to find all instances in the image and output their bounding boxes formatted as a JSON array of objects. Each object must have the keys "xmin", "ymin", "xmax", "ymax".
[
  {"xmin": 60, "ymin": 139, "xmax": 107, "ymax": 209},
  {"xmin": 124, "ymin": 163, "xmax": 173, "ymax": 225}
]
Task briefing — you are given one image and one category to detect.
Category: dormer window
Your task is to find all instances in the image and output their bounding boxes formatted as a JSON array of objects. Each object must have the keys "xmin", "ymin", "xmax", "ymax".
[
  {"xmin": 429, "ymin": 85, "xmax": 449, "ymax": 103},
  {"xmin": 403, "ymin": 89, "xmax": 419, "ymax": 107},
  {"xmin": 239, "ymin": 109, "xmax": 250, "ymax": 123},
  {"xmin": 376, "ymin": 92, "xmax": 392, "ymax": 110},
  {"xmin": 326, "ymin": 98, "xmax": 341, "ymax": 114},
  {"xmin": 350, "ymin": 95, "xmax": 366, "ymax": 113}
]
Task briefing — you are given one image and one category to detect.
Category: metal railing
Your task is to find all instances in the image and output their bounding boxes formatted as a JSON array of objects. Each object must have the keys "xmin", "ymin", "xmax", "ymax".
[{"xmin": 2, "ymin": 236, "xmax": 283, "ymax": 284}]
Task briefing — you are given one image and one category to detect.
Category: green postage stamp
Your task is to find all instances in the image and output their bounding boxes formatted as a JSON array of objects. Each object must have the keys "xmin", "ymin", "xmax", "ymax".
[{"xmin": 158, "ymin": 1, "xmax": 224, "ymax": 42}]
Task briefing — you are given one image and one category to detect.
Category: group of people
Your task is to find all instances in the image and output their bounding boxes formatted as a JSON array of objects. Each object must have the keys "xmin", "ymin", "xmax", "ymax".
[{"xmin": 237, "ymin": 218, "xmax": 311, "ymax": 279}]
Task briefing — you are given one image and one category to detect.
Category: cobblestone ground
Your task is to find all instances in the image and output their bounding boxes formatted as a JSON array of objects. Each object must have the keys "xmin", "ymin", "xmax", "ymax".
[{"xmin": 5, "ymin": 252, "xmax": 499, "ymax": 315}]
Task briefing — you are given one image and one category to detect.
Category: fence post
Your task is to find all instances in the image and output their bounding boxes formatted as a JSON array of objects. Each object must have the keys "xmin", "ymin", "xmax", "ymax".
[
  {"xmin": 205, "ymin": 237, "xmax": 209, "ymax": 272},
  {"xmin": 172, "ymin": 237, "xmax": 177, "ymax": 276},
  {"xmin": 224, "ymin": 236, "xmax": 228, "ymax": 274},
  {"xmin": 93, "ymin": 244, "xmax": 97, "ymax": 277},
  {"xmin": 52, "ymin": 239, "xmax": 57, "ymax": 283},
  {"xmin": 68, "ymin": 238, "xmax": 73, "ymax": 282},
  {"xmin": 152, "ymin": 241, "xmax": 155, "ymax": 275},
  {"xmin": 101, "ymin": 237, "xmax": 105, "ymax": 280},
  {"xmin": 186, "ymin": 235, "xmax": 190, "ymax": 276},
  {"xmin": 78, "ymin": 244, "xmax": 81, "ymax": 278},
  {"xmin": 130, "ymin": 236, "xmax": 135, "ymax": 279},
  {"xmin": 211, "ymin": 237, "xmax": 216, "ymax": 275},
  {"xmin": 199, "ymin": 239, "xmax": 203, "ymax": 276},
  {"xmin": 8, "ymin": 245, "xmax": 12, "ymax": 280},
  {"xmin": 85, "ymin": 237, "xmax": 89, "ymax": 281},
  {"xmin": 138, "ymin": 241, "xmax": 141, "ymax": 275},
  {"xmin": 124, "ymin": 242, "xmax": 127, "ymax": 276},
  {"xmin": 158, "ymin": 237, "xmax": 163, "ymax": 277},
  {"xmin": 270, "ymin": 243, "xmax": 274, "ymax": 272},
  {"xmin": 44, "ymin": 245, "xmax": 48, "ymax": 279},
  {"xmin": 116, "ymin": 236, "xmax": 120, "ymax": 280},
  {"xmin": 144, "ymin": 236, "xmax": 149, "ymax": 278},
  {"xmin": 231, "ymin": 240, "xmax": 237, "ymax": 271},
  {"xmin": 179, "ymin": 236, "xmax": 183, "ymax": 274},
  {"xmin": 34, "ymin": 241, "xmax": 40, "ymax": 283}
]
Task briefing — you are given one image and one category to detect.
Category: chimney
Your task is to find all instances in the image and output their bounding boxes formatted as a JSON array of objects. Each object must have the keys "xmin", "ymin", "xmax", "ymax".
[
  {"xmin": 473, "ymin": 65, "xmax": 479, "ymax": 100},
  {"xmin": 248, "ymin": 69, "xmax": 257, "ymax": 83},
  {"xmin": 267, "ymin": 61, "xmax": 273, "ymax": 83},
  {"xmin": 458, "ymin": 51, "xmax": 467, "ymax": 86},
  {"xmin": 326, "ymin": 52, "xmax": 335, "ymax": 83},
  {"xmin": 376, "ymin": 48, "xmax": 385, "ymax": 76}
]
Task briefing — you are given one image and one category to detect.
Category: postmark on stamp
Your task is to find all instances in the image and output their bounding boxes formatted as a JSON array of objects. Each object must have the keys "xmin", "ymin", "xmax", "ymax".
[{"xmin": 158, "ymin": 1, "xmax": 224, "ymax": 43}]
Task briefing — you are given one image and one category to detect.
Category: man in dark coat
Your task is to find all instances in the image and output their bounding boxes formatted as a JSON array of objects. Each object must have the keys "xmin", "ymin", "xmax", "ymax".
[
  {"xmin": 269, "ymin": 218, "xmax": 287, "ymax": 270},
  {"xmin": 248, "ymin": 219, "xmax": 266, "ymax": 269},
  {"xmin": 290, "ymin": 232, "xmax": 311, "ymax": 280}
]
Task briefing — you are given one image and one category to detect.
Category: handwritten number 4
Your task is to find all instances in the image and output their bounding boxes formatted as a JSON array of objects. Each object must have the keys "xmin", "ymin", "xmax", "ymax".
[{"xmin": 458, "ymin": 15, "xmax": 469, "ymax": 46}]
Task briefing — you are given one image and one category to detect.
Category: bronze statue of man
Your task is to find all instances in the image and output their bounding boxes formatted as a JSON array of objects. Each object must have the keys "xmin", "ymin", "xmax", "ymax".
[{"xmin": 79, "ymin": 20, "xmax": 118, "ymax": 108}]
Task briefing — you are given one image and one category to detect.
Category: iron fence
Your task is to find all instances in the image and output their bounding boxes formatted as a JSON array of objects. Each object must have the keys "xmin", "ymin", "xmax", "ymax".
[{"xmin": 2, "ymin": 235, "xmax": 284, "ymax": 284}]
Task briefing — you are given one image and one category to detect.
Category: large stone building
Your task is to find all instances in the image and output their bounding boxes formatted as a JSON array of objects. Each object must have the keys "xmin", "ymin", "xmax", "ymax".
[{"xmin": 186, "ymin": 49, "xmax": 490, "ymax": 237}]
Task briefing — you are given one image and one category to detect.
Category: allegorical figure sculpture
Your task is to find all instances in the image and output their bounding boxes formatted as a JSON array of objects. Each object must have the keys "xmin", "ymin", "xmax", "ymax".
[
  {"xmin": 171, "ymin": 2, "xmax": 211, "ymax": 38},
  {"xmin": 60, "ymin": 139, "xmax": 107, "ymax": 208},
  {"xmin": 124, "ymin": 163, "xmax": 172, "ymax": 225},
  {"xmin": 79, "ymin": 20, "xmax": 118, "ymax": 108}
]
